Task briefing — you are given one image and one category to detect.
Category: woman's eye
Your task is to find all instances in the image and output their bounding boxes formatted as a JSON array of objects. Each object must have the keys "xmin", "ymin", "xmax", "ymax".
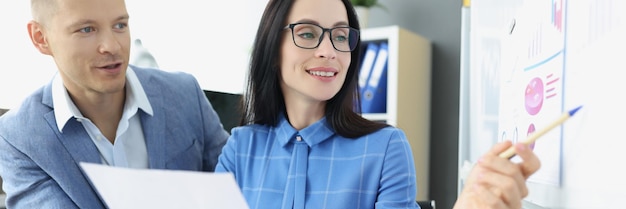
[
  {"xmin": 334, "ymin": 35, "xmax": 347, "ymax": 42},
  {"xmin": 298, "ymin": 32, "xmax": 316, "ymax": 40}
]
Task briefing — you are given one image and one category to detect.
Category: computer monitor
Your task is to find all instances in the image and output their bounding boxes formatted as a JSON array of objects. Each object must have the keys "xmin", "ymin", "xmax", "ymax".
[{"xmin": 203, "ymin": 90, "xmax": 242, "ymax": 134}]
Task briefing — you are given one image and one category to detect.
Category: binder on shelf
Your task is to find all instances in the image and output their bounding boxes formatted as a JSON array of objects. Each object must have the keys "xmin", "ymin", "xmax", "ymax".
[
  {"xmin": 361, "ymin": 42, "xmax": 388, "ymax": 113},
  {"xmin": 358, "ymin": 42, "xmax": 379, "ymax": 97}
]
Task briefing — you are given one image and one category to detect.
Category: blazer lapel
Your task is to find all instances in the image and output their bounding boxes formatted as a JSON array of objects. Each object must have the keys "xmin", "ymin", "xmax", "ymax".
[
  {"xmin": 43, "ymin": 110, "xmax": 106, "ymax": 208},
  {"xmin": 42, "ymin": 82, "xmax": 101, "ymax": 165},
  {"xmin": 142, "ymin": 109, "xmax": 167, "ymax": 169},
  {"xmin": 138, "ymin": 73, "xmax": 168, "ymax": 169},
  {"xmin": 41, "ymin": 83, "xmax": 105, "ymax": 208},
  {"xmin": 50, "ymin": 116, "xmax": 102, "ymax": 164}
]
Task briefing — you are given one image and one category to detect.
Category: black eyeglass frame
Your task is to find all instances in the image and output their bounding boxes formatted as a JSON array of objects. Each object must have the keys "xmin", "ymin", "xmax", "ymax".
[{"xmin": 283, "ymin": 23, "xmax": 360, "ymax": 52}]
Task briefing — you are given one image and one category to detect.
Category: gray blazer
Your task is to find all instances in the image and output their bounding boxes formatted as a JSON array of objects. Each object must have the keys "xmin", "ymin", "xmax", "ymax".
[{"xmin": 0, "ymin": 66, "xmax": 229, "ymax": 208}]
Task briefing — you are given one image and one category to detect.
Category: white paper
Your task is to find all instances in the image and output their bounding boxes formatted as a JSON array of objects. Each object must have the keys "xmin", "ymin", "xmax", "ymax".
[
  {"xmin": 80, "ymin": 162, "xmax": 249, "ymax": 209},
  {"xmin": 0, "ymin": 193, "xmax": 6, "ymax": 208}
]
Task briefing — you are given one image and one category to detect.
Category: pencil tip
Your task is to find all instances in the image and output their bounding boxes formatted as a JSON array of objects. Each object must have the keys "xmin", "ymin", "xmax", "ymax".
[{"xmin": 569, "ymin": 105, "xmax": 583, "ymax": 116}]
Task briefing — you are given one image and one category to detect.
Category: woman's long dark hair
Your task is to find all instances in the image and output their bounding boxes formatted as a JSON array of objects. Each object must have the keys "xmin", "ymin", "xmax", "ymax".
[{"xmin": 240, "ymin": 0, "xmax": 388, "ymax": 138}]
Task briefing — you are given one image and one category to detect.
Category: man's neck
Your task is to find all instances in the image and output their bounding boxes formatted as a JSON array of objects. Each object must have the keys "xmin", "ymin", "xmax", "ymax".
[{"xmin": 71, "ymin": 89, "xmax": 126, "ymax": 144}]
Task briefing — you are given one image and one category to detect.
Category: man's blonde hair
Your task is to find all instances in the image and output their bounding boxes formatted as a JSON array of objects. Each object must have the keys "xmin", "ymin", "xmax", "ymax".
[{"xmin": 31, "ymin": 0, "xmax": 58, "ymax": 26}]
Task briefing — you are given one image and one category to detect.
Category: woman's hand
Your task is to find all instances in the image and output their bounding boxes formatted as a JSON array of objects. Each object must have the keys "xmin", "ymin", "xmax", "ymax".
[{"xmin": 453, "ymin": 141, "xmax": 541, "ymax": 209}]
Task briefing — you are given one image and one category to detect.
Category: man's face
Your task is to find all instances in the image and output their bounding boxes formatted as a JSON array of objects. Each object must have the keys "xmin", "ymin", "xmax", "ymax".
[{"xmin": 40, "ymin": 0, "xmax": 131, "ymax": 97}]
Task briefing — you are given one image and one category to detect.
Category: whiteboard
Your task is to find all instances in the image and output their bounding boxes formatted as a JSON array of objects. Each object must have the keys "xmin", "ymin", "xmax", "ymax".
[{"xmin": 459, "ymin": 0, "xmax": 626, "ymax": 208}]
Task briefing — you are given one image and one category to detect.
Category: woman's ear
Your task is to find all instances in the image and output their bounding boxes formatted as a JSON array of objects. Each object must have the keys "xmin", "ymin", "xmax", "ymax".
[{"xmin": 28, "ymin": 20, "xmax": 53, "ymax": 55}]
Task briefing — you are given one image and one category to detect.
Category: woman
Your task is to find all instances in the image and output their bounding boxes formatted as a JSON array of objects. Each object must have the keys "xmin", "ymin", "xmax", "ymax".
[{"xmin": 216, "ymin": 0, "xmax": 540, "ymax": 208}]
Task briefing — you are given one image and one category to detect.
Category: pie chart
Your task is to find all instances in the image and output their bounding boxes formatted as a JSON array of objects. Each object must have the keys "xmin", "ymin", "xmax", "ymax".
[
  {"xmin": 525, "ymin": 77, "xmax": 544, "ymax": 115},
  {"xmin": 527, "ymin": 123, "xmax": 536, "ymax": 150}
]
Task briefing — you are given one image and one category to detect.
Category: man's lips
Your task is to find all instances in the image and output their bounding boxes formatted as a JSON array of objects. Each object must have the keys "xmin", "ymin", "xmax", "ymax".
[{"xmin": 100, "ymin": 63, "xmax": 122, "ymax": 69}]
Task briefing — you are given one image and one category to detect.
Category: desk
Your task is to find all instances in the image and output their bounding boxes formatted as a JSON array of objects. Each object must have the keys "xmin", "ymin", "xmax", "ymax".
[{"xmin": 417, "ymin": 200, "xmax": 436, "ymax": 209}]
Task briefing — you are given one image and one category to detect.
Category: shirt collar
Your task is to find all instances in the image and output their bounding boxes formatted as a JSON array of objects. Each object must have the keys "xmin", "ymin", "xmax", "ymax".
[
  {"xmin": 124, "ymin": 67, "xmax": 154, "ymax": 116},
  {"xmin": 52, "ymin": 67, "xmax": 153, "ymax": 132},
  {"xmin": 275, "ymin": 113, "xmax": 335, "ymax": 147}
]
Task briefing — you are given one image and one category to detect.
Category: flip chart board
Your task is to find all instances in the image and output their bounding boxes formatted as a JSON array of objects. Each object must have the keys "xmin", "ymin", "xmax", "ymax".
[{"xmin": 459, "ymin": 0, "xmax": 626, "ymax": 208}]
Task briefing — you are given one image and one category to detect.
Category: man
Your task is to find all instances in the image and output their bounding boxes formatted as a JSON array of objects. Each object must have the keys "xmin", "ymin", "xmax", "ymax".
[{"xmin": 0, "ymin": 0, "xmax": 229, "ymax": 208}]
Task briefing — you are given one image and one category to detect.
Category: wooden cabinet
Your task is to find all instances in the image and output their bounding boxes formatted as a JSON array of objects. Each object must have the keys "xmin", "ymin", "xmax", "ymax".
[{"xmin": 360, "ymin": 25, "xmax": 432, "ymax": 200}]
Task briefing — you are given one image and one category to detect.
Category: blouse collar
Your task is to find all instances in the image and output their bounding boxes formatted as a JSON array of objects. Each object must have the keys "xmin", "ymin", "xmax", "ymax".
[{"xmin": 275, "ymin": 113, "xmax": 335, "ymax": 147}]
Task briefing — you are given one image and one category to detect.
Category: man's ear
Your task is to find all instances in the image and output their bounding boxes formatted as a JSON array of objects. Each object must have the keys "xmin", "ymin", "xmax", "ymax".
[{"xmin": 28, "ymin": 20, "xmax": 52, "ymax": 55}]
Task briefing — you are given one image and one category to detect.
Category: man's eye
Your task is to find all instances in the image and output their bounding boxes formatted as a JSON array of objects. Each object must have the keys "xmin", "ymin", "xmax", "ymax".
[
  {"xmin": 79, "ymin": 27, "xmax": 95, "ymax": 33},
  {"xmin": 114, "ymin": 23, "xmax": 128, "ymax": 29}
]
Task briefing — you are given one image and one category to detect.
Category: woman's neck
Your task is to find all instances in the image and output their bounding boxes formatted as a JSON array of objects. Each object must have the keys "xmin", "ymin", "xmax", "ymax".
[{"xmin": 284, "ymin": 99, "xmax": 325, "ymax": 130}]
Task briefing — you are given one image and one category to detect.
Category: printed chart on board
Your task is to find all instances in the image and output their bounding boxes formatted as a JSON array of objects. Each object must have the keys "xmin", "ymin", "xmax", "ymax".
[
  {"xmin": 497, "ymin": 0, "xmax": 566, "ymax": 186},
  {"xmin": 469, "ymin": 0, "xmax": 626, "ymax": 207}
]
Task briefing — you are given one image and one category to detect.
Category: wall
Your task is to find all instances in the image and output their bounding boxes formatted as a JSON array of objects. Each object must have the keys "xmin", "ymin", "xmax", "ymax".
[
  {"xmin": 368, "ymin": 0, "xmax": 462, "ymax": 208},
  {"xmin": 0, "ymin": 1, "xmax": 268, "ymax": 109},
  {"xmin": 0, "ymin": 2, "xmax": 56, "ymax": 109}
]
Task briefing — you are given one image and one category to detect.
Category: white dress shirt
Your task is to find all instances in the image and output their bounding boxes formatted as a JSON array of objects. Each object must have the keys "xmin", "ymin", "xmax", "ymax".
[{"xmin": 52, "ymin": 67, "xmax": 154, "ymax": 168}]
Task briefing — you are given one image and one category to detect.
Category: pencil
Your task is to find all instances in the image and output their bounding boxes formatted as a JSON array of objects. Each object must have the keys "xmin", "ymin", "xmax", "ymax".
[{"xmin": 498, "ymin": 105, "xmax": 583, "ymax": 159}]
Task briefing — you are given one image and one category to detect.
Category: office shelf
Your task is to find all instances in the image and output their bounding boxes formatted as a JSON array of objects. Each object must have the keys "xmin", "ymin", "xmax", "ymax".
[{"xmin": 360, "ymin": 25, "xmax": 431, "ymax": 200}]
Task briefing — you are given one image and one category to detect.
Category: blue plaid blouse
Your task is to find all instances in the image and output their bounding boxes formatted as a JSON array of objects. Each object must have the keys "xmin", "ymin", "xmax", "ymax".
[{"xmin": 215, "ymin": 115, "xmax": 420, "ymax": 209}]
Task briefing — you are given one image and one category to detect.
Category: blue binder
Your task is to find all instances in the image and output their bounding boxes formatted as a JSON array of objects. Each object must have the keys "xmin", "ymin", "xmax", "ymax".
[
  {"xmin": 358, "ymin": 42, "xmax": 379, "ymax": 97},
  {"xmin": 361, "ymin": 42, "xmax": 388, "ymax": 113}
]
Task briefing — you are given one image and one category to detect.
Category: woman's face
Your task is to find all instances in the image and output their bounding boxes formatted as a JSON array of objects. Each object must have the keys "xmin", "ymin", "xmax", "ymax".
[{"xmin": 279, "ymin": 0, "xmax": 352, "ymax": 107}]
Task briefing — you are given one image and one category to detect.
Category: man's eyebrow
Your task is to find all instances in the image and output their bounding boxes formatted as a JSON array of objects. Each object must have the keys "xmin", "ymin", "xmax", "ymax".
[
  {"xmin": 68, "ymin": 15, "xmax": 130, "ymax": 28},
  {"xmin": 116, "ymin": 14, "xmax": 130, "ymax": 22}
]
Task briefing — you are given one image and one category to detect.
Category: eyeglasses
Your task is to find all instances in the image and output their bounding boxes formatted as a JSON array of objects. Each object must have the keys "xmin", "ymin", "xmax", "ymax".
[{"xmin": 284, "ymin": 23, "xmax": 359, "ymax": 52}]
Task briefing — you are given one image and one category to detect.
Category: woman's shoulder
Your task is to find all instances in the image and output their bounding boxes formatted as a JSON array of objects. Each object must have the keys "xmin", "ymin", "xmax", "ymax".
[
  {"xmin": 231, "ymin": 123, "xmax": 270, "ymax": 130},
  {"xmin": 230, "ymin": 124, "xmax": 272, "ymax": 137},
  {"xmin": 372, "ymin": 126, "xmax": 406, "ymax": 136},
  {"xmin": 224, "ymin": 124, "xmax": 279, "ymax": 151},
  {"xmin": 361, "ymin": 126, "xmax": 410, "ymax": 144}
]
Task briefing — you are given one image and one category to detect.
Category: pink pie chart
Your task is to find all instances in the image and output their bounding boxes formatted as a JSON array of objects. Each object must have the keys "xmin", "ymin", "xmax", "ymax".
[
  {"xmin": 527, "ymin": 123, "xmax": 536, "ymax": 150},
  {"xmin": 525, "ymin": 77, "xmax": 544, "ymax": 115}
]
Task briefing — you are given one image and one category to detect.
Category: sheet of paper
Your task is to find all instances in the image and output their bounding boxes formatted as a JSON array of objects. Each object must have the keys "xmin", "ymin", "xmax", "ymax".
[
  {"xmin": 0, "ymin": 193, "xmax": 6, "ymax": 208},
  {"xmin": 80, "ymin": 162, "xmax": 249, "ymax": 209}
]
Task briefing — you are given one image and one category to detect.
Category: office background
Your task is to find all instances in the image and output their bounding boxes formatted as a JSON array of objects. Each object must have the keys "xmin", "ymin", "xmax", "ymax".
[
  {"xmin": 0, "ymin": 0, "xmax": 463, "ymax": 208},
  {"xmin": 462, "ymin": 0, "xmax": 626, "ymax": 208},
  {"xmin": 366, "ymin": 1, "xmax": 463, "ymax": 209}
]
